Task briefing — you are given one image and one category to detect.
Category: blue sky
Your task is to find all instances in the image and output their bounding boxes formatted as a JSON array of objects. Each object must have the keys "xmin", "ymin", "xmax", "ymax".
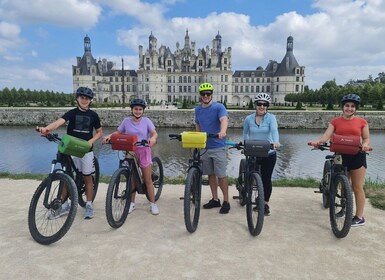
[{"xmin": 1, "ymin": 0, "xmax": 385, "ymax": 93}]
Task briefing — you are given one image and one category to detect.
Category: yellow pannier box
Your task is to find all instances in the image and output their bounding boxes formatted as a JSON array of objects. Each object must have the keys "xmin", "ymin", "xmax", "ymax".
[
  {"xmin": 181, "ymin": 132, "xmax": 207, "ymax": 149},
  {"xmin": 58, "ymin": 134, "xmax": 92, "ymax": 158}
]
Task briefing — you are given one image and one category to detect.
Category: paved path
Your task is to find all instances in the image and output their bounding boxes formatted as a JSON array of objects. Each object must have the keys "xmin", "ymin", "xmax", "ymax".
[{"xmin": 1, "ymin": 179, "xmax": 384, "ymax": 279}]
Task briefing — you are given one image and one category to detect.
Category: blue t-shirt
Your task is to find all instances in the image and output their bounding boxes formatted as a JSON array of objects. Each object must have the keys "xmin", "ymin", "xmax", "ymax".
[{"xmin": 195, "ymin": 102, "xmax": 228, "ymax": 149}]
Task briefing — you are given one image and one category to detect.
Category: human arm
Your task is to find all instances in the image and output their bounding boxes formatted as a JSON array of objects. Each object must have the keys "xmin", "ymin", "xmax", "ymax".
[
  {"xmin": 242, "ymin": 116, "xmax": 250, "ymax": 140},
  {"xmin": 361, "ymin": 124, "xmax": 370, "ymax": 151},
  {"xmin": 88, "ymin": 127, "xmax": 103, "ymax": 146},
  {"xmin": 218, "ymin": 116, "xmax": 228, "ymax": 139},
  {"xmin": 148, "ymin": 129, "xmax": 158, "ymax": 148},
  {"xmin": 309, "ymin": 123, "xmax": 335, "ymax": 146},
  {"xmin": 102, "ymin": 131, "xmax": 121, "ymax": 144},
  {"xmin": 37, "ymin": 118, "xmax": 66, "ymax": 135},
  {"xmin": 195, "ymin": 123, "xmax": 201, "ymax": 132},
  {"xmin": 270, "ymin": 115, "xmax": 280, "ymax": 149}
]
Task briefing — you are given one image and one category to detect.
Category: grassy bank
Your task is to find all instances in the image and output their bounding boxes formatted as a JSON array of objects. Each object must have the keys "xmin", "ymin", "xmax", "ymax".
[{"xmin": 1, "ymin": 172, "xmax": 384, "ymax": 211}]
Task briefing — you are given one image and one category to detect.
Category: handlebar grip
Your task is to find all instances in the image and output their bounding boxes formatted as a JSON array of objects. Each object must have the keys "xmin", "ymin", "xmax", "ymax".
[
  {"xmin": 225, "ymin": 141, "xmax": 238, "ymax": 146},
  {"xmin": 207, "ymin": 133, "xmax": 219, "ymax": 138},
  {"xmin": 168, "ymin": 134, "xmax": 180, "ymax": 138}
]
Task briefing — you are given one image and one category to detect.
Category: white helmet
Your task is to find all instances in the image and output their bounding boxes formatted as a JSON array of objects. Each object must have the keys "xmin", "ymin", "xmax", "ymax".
[{"xmin": 254, "ymin": 93, "xmax": 271, "ymax": 104}]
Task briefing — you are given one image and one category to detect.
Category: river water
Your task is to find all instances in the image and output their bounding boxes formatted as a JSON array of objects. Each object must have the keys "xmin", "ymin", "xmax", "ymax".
[{"xmin": 1, "ymin": 126, "xmax": 384, "ymax": 182}]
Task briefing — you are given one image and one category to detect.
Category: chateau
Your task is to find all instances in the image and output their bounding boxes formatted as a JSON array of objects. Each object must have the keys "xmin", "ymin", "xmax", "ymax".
[{"xmin": 72, "ymin": 31, "xmax": 305, "ymax": 106}]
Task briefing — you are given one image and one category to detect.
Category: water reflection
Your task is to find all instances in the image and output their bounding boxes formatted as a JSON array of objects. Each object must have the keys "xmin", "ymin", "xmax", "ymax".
[{"xmin": 0, "ymin": 126, "xmax": 384, "ymax": 182}]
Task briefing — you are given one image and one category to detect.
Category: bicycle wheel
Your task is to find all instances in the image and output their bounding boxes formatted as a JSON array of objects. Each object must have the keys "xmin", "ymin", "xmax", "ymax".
[
  {"xmin": 28, "ymin": 173, "xmax": 78, "ymax": 245},
  {"xmin": 329, "ymin": 174, "xmax": 353, "ymax": 238},
  {"xmin": 184, "ymin": 167, "xmax": 201, "ymax": 233},
  {"xmin": 321, "ymin": 160, "xmax": 331, "ymax": 208},
  {"xmin": 236, "ymin": 159, "xmax": 247, "ymax": 206},
  {"xmin": 246, "ymin": 173, "xmax": 265, "ymax": 236},
  {"xmin": 77, "ymin": 157, "xmax": 100, "ymax": 207},
  {"xmin": 105, "ymin": 168, "xmax": 132, "ymax": 228},
  {"xmin": 152, "ymin": 156, "xmax": 164, "ymax": 201}
]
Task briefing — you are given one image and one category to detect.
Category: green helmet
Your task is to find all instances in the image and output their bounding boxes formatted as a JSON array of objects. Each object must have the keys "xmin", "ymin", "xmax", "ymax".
[{"xmin": 199, "ymin": 82, "xmax": 214, "ymax": 93}]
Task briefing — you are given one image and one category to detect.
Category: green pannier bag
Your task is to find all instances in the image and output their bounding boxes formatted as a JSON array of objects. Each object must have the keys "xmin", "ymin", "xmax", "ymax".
[{"xmin": 58, "ymin": 134, "xmax": 91, "ymax": 158}]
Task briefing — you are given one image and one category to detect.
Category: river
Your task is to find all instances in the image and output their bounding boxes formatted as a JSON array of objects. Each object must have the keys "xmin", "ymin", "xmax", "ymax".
[{"xmin": 1, "ymin": 126, "xmax": 384, "ymax": 182}]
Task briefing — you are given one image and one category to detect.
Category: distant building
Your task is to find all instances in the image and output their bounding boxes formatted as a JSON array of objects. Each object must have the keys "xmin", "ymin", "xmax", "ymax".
[{"xmin": 72, "ymin": 33, "xmax": 304, "ymax": 106}]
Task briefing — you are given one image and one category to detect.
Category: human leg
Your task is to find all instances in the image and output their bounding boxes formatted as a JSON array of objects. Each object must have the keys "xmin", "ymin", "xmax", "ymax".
[{"xmin": 349, "ymin": 166, "xmax": 366, "ymax": 218}]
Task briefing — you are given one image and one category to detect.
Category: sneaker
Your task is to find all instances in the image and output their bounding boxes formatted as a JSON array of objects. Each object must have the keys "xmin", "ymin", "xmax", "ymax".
[
  {"xmin": 351, "ymin": 216, "xmax": 365, "ymax": 227},
  {"xmin": 219, "ymin": 201, "xmax": 230, "ymax": 214},
  {"xmin": 48, "ymin": 202, "xmax": 70, "ymax": 220},
  {"xmin": 84, "ymin": 204, "xmax": 94, "ymax": 219},
  {"xmin": 203, "ymin": 198, "xmax": 221, "ymax": 209},
  {"xmin": 129, "ymin": 202, "xmax": 136, "ymax": 214},
  {"xmin": 151, "ymin": 203, "xmax": 159, "ymax": 215},
  {"xmin": 264, "ymin": 204, "xmax": 271, "ymax": 216}
]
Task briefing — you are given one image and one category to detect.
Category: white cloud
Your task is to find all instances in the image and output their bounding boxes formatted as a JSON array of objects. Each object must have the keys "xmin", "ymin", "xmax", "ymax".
[{"xmin": 0, "ymin": 0, "xmax": 102, "ymax": 29}]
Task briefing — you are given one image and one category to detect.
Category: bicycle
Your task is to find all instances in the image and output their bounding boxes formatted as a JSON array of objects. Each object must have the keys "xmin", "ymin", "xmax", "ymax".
[
  {"xmin": 168, "ymin": 132, "xmax": 217, "ymax": 233},
  {"xmin": 105, "ymin": 134, "xmax": 164, "ymax": 228},
  {"xmin": 226, "ymin": 140, "xmax": 273, "ymax": 236},
  {"xmin": 308, "ymin": 141, "xmax": 370, "ymax": 238},
  {"xmin": 28, "ymin": 130, "xmax": 99, "ymax": 245}
]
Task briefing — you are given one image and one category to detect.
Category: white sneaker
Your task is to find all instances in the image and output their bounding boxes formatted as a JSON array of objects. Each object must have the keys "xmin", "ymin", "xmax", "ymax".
[
  {"xmin": 151, "ymin": 203, "xmax": 159, "ymax": 215},
  {"xmin": 129, "ymin": 202, "xmax": 136, "ymax": 214}
]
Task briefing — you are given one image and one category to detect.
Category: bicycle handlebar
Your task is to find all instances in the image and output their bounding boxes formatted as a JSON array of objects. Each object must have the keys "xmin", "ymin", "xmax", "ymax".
[
  {"xmin": 35, "ymin": 126, "xmax": 61, "ymax": 143},
  {"xmin": 307, "ymin": 142, "xmax": 373, "ymax": 152},
  {"xmin": 168, "ymin": 133, "xmax": 219, "ymax": 141},
  {"xmin": 225, "ymin": 141, "xmax": 283, "ymax": 151}
]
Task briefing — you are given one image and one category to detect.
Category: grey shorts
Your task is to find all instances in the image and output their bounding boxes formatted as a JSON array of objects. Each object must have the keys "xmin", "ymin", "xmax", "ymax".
[{"xmin": 201, "ymin": 147, "xmax": 227, "ymax": 178}]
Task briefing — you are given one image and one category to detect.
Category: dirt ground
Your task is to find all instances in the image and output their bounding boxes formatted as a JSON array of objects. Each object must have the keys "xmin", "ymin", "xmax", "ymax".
[{"xmin": 0, "ymin": 178, "xmax": 384, "ymax": 280}]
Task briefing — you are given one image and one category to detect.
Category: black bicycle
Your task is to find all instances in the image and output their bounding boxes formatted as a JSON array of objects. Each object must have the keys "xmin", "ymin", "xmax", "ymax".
[
  {"xmin": 169, "ymin": 132, "xmax": 217, "ymax": 233},
  {"xmin": 105, "ymin": 139, "xmax": 164, "ymax": 228},
  {"xmin": 28, "ymin": 131, "xmax": 99, "ymax": 244},
  {"xmin": 308, "ymin": 142, "xmax": 355, "ymax": 238},
  {"xmin": 226, "ymin": 140, "xmax": 274, "ymax": 236}
]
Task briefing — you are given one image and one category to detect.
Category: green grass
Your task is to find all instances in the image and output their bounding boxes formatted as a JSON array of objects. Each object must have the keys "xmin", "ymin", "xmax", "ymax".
[{"xmin": 1, "ymin": 173, "xmax": 383, "ymax": 210}]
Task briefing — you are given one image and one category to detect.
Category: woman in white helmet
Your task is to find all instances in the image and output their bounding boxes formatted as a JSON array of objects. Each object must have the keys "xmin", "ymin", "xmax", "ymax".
[{"xmin": 242, "ymin": 93, "xmax": 280, "ymax": 216}]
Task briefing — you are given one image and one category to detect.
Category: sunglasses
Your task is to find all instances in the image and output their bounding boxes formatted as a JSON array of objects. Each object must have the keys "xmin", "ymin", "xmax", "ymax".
[
  {"xmin": 200, "ymin": 92, "xmax": 213, "ymax": 97},
  {"xmin": 256, "ymin": 102, "xmax": 269, "ymax": 107}
]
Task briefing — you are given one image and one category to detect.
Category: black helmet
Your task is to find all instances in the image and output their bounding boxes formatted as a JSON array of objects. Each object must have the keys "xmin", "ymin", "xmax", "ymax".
[
  {"xmin": 130, "ymin": 98, "xmax": 147, "ymax": 109},
  {"xmin": 76, "ymin": 87, "xmax": 94, "ymax": 99},
  {"xmin": 341, "ymin": 93, "xmax": 360, "ymax": 107}
]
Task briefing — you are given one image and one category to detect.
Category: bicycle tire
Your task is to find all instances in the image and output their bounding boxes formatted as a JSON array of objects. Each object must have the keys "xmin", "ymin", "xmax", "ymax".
[
  {"xmin": 321, "ymin": 160, "xmax": 331, "ymax": 208},
  {"xmin": 246, "ymin": 172, "xmax": 265, "ymax": 236},
  {"xmin": 105, "ymin": 168, "xmax": 132, "ymax": 228},
  {"xmin": 151, "ymin": 156, "xmax": 164, "ymax": 201},
  {"xmin": 28, "ymin": 173, "xmax": 78, "ymax": 245},
  {"xmin": 77, "ymin": 156, "xmax": 100, "ymax": 207},
  {"xmin": 329, "ymin": 174, "xmax": 353, "ymax": 238},
  {"xmin": 236, "ymin": 159, "xmax": 247, "ymax": 206},
  {"xmin": 184, "ymin": 167, "xmax": 201, "ymax": 233}
]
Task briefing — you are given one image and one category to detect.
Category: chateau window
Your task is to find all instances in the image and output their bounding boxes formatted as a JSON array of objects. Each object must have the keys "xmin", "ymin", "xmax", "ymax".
[
  {"xmin": 199, "ymin": 60, "xmax": 203, "ymax": 66},
  {"xmin": 257, "ymin": 78, "xmax": 260, "ymax": 83},
  {"xmin": 115, "ymin": 77, "xmax": 119, "ymax": 82},
  {"xmin": 183, "ymin": 76, "xmax": 187, "ymax": 83},
  {"xmin": 225, "ymin": 75, "xmax": 228, "ymax": 82},
  {"xmin": 179, "ymin": 76, "xmax": 182, "ymax": 83},
  {"xmin": 225, "ymin": 85, "xmax": 228, "ymax": 92},
  {"xmin": 296, "ymin": 77, "xmax": 299, "ymax": 82},
  {"xmin": 277, "ymin": 77, "xmax": 279, "ymax": 82},
  {"xmin": 224, "ymin": 67, "xmax": 227, "ymax": 70},
  {"xmin": 251, "ymin": 86, "xmax": 254, "ymax": 92},
  {"xmin": 246, "ymin": 78, "xmax": 249, "ymax": 83},
  {"xmin": 296, "ymin": 85, "xmax": 299, "ymax": 92},
  {"xmin": 224, "ymin": 58, "xmax": 227, "ymax": 64},
  {"xmin": 167, "ymin": 60, "xmax": 172, "ymax": 66},
  {"xmin": 235, "ymin": 78, "xmax": 238, "ymax": 83},
  {"xmin": 256, "ymin": 86, "xmax": 260, "ymax": 92},
  {"xmin": 179, "ymin": 86, "xmax": 182, "ymax": 92},
  {"xmin": 267, "ymin": 78, "xmax": 270, "ymax": 82},
  {"xmin": 146, "ymin": 58, "xmax": 150, "ymax": 64},
  {"xmin": 188, "ymin": 76, "xmax": 191, "ymax": 83},
  {"xmin": 296, "ymin": 69, "xmax": 300, "ymax": 74},
  {"xmin": 183, "ymin": 86, "xmax": 187, "ymax": 92},
  {"xmin": 168, "ymin": 86, "xmax": 171, "ymax": 93},
  {"xmin": 245, "ymin": 86, "xmax": 249, "ymax": 93},
  {"xmin": 221, "ymin": 75, "xmax": 223, "ymax": 82},
  {"xmin": 115, "ymin": 85, "xmax": 119, "ymax": 91},
  {"xmin": 240, "ymin": 86, "xmax": 243, "ymax": 93},
  {"xmin": 188, "ymin": 86, "xmax": 191, "ymax": 92},
  {"xmin": 167, "ymin": 68, "xmax": 171, "ymax": 72},
  {"xmin": 235, "ymin": 86, "xmax": 238, "ymax": 93},
  {"xmin": 266, "ymin": 86, "xmax": 270, "ymax": 92},
  {"xmin": 146, "ymin": 85, "xmax": 149, "ymax": 91},
  {"xmin": 276, "ymin": 85, "xmax": 279, "ymax": 91}
]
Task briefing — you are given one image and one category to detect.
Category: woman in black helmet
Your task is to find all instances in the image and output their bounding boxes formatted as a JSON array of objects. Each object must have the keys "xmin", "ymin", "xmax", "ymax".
[
  {"xmin": 103, "ymin": 98, "xmax": 160, "ymax": 215},
  {"xmin": 310, "ymin": 93, "xmax": 371, "ymax": 226}
]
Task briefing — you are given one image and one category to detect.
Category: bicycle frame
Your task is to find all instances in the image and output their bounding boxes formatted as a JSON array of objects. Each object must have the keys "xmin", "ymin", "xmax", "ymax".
[{"xmin": 120, "ymin": 151, "xmax": 147, "ymax": 195}]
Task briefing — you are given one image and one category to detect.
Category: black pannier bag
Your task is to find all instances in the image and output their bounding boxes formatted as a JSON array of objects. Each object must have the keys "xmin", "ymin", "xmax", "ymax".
[{"xmin": 244, "ymin": 140, "xmax": 271, "ymax": 157}]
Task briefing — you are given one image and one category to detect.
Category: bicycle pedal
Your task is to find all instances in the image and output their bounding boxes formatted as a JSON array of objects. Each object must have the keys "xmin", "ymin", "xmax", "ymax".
[
  {"xmin": 179, "ymin": 197, "xmax": 184, "ymax": 200},
  {"xmin": 314, "ymin": 190, "xmax": 322, "ymax": 193},
  {"xmin": 233, "ymin": 195, "xmax": 240, "ymax": 199}
]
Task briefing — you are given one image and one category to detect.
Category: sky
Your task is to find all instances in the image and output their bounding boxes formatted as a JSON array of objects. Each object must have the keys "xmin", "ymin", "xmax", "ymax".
[{"xmin": 1, "ymin": 0, "xmax": 385, "ymax": 93}]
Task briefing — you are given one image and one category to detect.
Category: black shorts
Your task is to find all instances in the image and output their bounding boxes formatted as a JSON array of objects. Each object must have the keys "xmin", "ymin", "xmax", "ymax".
[{"xmin": 342, "ymin": 152, "xmax": 367, "ymax": 171}]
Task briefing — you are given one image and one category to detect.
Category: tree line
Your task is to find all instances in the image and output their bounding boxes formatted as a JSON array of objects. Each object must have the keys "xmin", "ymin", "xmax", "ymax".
[{"xmin": 285, "ymin": 74, "xmax": 385, "ymax": 110}]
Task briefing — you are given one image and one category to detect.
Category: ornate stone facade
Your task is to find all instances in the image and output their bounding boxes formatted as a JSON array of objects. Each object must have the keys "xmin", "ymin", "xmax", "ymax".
[{"xmin": 72, "ymin": 32, "xmax": 304, "ymax": 106}]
